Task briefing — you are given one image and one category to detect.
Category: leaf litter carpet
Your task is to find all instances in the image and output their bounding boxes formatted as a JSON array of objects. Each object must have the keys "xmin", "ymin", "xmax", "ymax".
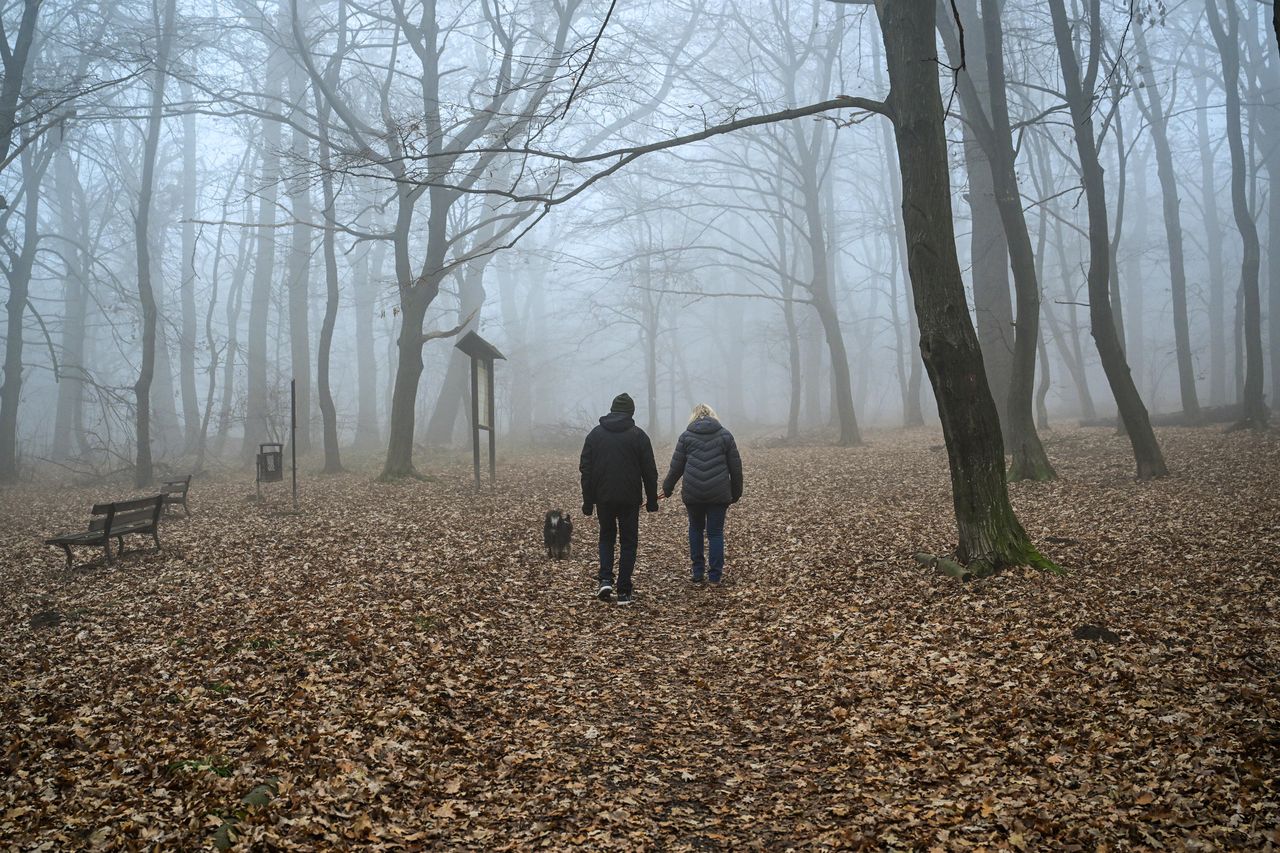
[{"xmin": 1, "ymin": 426, "xmax": 1277, "ymax": 850}]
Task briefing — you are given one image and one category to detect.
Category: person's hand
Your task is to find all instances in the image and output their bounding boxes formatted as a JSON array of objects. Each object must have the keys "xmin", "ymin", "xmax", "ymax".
[
  {"xmin": 582, "ymin": 502, "xmax": 593, "ymax": 517},
  {"xmin": 660, "ymin": 489, "xmax": 671, "ymax": 500},
  {"xmin": 646, "ymin": 499, "xmax": 659, "ymax": 513}
]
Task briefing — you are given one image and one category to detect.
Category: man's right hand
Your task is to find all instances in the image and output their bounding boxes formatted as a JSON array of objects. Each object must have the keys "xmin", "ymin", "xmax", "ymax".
[{"xmin": 582, "ymin": 502, "xmax": 593, "ymax": 517}]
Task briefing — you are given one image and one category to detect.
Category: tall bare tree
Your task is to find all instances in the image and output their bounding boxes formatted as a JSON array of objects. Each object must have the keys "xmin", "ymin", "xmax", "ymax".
[
  {"xmin": 132, "ymin": 0, "xmax": 178, "ymax": 487},
  {"xmin": 1048, "ymin": 0, "xmax": 1168, "ymax": 478},
  {"xmin": 1206, "ymin": 0, "xmax": 1268, "ymax": 429}
]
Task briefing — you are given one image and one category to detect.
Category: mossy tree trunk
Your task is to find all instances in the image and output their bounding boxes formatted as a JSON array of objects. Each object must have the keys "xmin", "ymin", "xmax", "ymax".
[{"xmin": 877, "ymin": 0, "xmax": 1047, "ymax": 573}]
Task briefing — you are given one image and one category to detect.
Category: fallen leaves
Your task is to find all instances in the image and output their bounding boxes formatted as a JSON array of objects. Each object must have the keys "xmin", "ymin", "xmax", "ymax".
[{"xmin": 0, "ymin": 425, "xmax": 1277, "ymax": 848}]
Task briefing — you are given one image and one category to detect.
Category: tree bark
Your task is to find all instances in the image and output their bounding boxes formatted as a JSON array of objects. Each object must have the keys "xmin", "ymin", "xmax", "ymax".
[
  {"xmin": 133, "ymin": 0, "xmax": 178, "ymax": 488},
  {"xmin": 1207, "ymin": 0, "xmax": 1268, "ymax": 428},
  {"xmin": 799, "ymin": 143, "xmax": 861, "ymax": 446},
  {"xmin": 0, "ymin": 143, "xmax": 46, "ymax": 481},
  {"xmin": 315, "ymin": 97, "xmax": 342, "ymax": 472},
  {"xmin": 1194, "ymin": 61, "xmax": 1229, "ymax": 407},
  {"xmin": 213, "ymin": 182, "xmax": 252, "ymax": 461},
  {"xmin": 0, "ymin": 0, "xmax": 39, "ymax": 173},
  {"xmin": 242, "ymin": 27, "xmax": 285, "ymax": 462},
  {"xmin": 1133, "ymin": 24, "xmax": 1199, "ymax": 421},
  {"xmin": 872, "ymin": 32, "xmax": 924, "ymax": 428},
  {"xmin": 939, "ymin": 0, "xmax": 1054, "ymax": 480},
  {"xmin": 776, "ymin": 195, "xmax": 802, "ymax": 441},
  {"xmin": 353, "ymin": 220, "xmax": 384, "ymax": 450},
  {"xmin": 1048, "ymin": 0, "xmax": 1168, "ymax": 479},
  {"xmin": 424, "ymin": 263, "xmax": 484, "ymax": 447},
  {"xmin": 878, "ymin": 0, "xmax": 1046, "ymax": 573},
  {"xmin": 953, "ymin": 1, "xmax": 1013, "ymax": 440},
  {"xmin": 52, "ymin": 145, "xmax": 88, "ymax": 460},
  {"xmin": 1270, "ymin": 165, "xmax": 1280, "ymax": 414},
  {"xmin": 179, "ymin": 79, "xmax": 201, "ymax": 452},
  {"xmin": 285, "ymin": 61, "xmax": 313, "ymax": 454}
]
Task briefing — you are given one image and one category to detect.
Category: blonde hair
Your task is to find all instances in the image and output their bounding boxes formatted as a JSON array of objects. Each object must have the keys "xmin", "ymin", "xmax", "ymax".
[{"xmin": 688, "ymin": 403, "xmax": 718, "ymax": 424}]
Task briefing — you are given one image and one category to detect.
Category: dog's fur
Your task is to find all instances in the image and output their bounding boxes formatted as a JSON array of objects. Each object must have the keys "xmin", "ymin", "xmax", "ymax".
[{"xmin": 543, "ymin": 509, "xmax": 573, "ymax": 559}]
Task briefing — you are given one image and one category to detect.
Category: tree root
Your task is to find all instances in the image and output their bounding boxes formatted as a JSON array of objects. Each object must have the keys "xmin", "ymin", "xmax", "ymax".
[{"xmin": 915, "ymin": 543, "xmax": 1064, "ymax": 581}]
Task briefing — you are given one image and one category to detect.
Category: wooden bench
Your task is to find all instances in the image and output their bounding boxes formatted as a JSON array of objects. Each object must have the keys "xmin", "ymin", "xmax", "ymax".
[
  {"xmin": 45, "ymin": 495, "xmax": 164, "ymax": 570},
  {"xmin": 161, "ymin": 475, "xmax": 192, "ymax": 517}
]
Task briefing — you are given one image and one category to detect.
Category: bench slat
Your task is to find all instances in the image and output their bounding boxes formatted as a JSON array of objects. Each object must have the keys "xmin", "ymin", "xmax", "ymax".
[
  {"xmin": 111, "ymin": 511, "xmax": 157, "ymax": 529},
  {"xmin": 46, "ymin": 531, "xmax": 106, "ymax": 545},
  {"xmin": 91, "ymin": 495, "xmax": 161, "ymax": 515}
]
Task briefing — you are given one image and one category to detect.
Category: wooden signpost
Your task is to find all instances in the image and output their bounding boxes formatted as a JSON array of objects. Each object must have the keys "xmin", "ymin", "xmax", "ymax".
[{"xmin": 455, "ymin": 331, "xmax": 505, "ymax": 490}]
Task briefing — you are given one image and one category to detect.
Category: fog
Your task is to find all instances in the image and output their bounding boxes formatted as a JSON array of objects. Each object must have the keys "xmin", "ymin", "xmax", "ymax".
[{"xmin": 1, "ymin": 0, "xmax": 1275, "ymax": 483}]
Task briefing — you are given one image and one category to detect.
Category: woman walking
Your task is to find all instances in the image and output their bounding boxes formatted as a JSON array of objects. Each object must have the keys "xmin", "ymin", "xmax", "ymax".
[{"xmin": 661, "ymin": 404, "xmax": 743, "ymax": 585}]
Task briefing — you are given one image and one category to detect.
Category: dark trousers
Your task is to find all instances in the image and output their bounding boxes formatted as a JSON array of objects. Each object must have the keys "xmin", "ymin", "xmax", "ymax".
[
  {"xmin": 597, "ymin": 502, "xmax": 640, "ymax": 596},
  {"xmin": 686, "ymin": 502, "xmax": 728, "ymax": 581}
]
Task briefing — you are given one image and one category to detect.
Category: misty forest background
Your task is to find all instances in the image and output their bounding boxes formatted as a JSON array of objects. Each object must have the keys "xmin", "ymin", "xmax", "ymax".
[
  {"xmin": 1, "ymin": 0, "xmax": 1276, "ymax": 487},
  {"xmin": 3, "ymin": 0, "xmax": 1280, "ymax": 848}
]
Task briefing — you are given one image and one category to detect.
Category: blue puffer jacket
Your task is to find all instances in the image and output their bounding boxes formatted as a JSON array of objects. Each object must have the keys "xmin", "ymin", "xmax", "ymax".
[{"xmin": 662, "ymin": 417, "xmax": 743, "ymax": 505}]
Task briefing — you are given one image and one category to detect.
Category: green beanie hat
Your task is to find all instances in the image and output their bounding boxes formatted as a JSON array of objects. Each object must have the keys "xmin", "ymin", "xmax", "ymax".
[{"xmin": 610, "ymin": 393, "xmax": 635, "ymax": 415}]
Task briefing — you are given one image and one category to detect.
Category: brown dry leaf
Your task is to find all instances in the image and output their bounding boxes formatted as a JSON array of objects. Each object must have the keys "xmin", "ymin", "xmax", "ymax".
[{"xmin": 0, "ymin": 426, "xmax": 1276, "ymax": 849}]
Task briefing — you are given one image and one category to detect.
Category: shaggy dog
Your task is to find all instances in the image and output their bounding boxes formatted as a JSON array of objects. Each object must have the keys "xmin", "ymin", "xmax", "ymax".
[{"xmin": 543, "ymin": 509, "xmax": 573, "ymax": 559}]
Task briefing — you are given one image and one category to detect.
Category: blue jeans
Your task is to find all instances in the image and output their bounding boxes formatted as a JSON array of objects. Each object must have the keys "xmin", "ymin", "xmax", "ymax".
[
  {"xmin": 596, "ymin": 502, "xmax": 639, "ymax": 596},
  {"xmin": 686, "ymin": 503, "xmax": 728, "ymax": 581}
]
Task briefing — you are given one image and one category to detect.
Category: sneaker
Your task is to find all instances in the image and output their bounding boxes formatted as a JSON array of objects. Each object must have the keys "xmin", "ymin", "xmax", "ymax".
[
  {"xmin": 691, "ymin": 575, "xmax": 705, "ymax": 585},
  {"xmin": 616, "ymin": 593, "xmax": 634, "ymax": 606},
  {"xmin": 708, "ymin": 578, "xmax": 722, "ymax": 587},
  {"xmin": 597, "ymin": 584, "xmax": 613, "ymax": 601}
]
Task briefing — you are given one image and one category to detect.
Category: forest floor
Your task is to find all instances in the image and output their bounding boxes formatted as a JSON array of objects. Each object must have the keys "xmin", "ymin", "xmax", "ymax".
[{"xmin": 1, "ymin": 424, "xmax": 1278, "ymax": 850}]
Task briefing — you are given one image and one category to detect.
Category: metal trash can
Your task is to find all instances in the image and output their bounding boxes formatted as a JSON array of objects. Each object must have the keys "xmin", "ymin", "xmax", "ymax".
[{"xmin": 257, "ymin": 443, "xmax": 284, "ymax": 483}]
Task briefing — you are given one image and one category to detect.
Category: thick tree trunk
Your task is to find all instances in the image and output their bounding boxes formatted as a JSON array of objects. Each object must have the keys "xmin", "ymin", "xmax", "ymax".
[
  {"xmin": 213, "ymin": 189, "xmax": 251, "ymax": 460},
  {"xmin": 1134, "ymin": 25, "xmax": 1200, "ymax": 420},
  {"xmin": 799, "ymin": 151, "xmax": 860, "ymax": 446},
  {"xmin": 1107, "ymin": 103, "xmax": 1129, "ymax": 357},
  {"xmin": 242, "ymin": 56, "xmax": 285, "ymax": 461},
  {"xmin": 195, "ymin": 157, "xmax": 248, "ymax": 471},
  {"xmin": 133, "ymin": 0, "xmax": 178, "ymax": 488},
  {"xmin": 286, "ymin": 66, "xmax": 314, "ymax": 454},
  {"xmin": 724, "ymin": 299, "xmax": 746, "ymax": 424},
  {"xmin": 0, "ymin": 0, "xmax": 39, "ymax": 171},
  {"xmin": 1270, "ymin": 168, "xmax": 1280, "ymax": 413},
  {"xmin": 179, "ymin": 79, "xmax": 201, "ymax": 453},
  {"xmin": 383, "ymin": 284, "xmax": 430, "ymax": 479},
  {"xmin": 878, "ymin": 0, "xmax": 1044, "ymax": 573},
  {"xmin": 966, "ymin": 149, "xmax": 1014, "ymax": 437},
  {"xmin": 1049, "ymin": 0, "xmax": 1168, "ymax": 479},
  {"xmin": 782, "ymin": 254, "xmax": 802, "ymax": 440},
  {"xmin": 943, "ymin": 0, "xmax": 1054, "ymax": 480},
  {"xmin": 1036, "ymin": 330, "xmax": 1051, "ymax": 430},
  {"xmin": 1207, "ymin": 0, "xmax": 1268, "ymax": 428},
  {"xmin": 201, "ymin": 216, "xmax": 248, "ymax": 468},
  {"xmin": 52, "ymin": 146, "xmax": 88, "ymax": 460},
  {"xmin": 380, "ymin": 181, "xmax": 445, "ymax": 480},
  {"xmin": 495, "ymin": 255, "xmax": 533, "ymax": 444},
  {"xmin": 1195, "ymin": 65, "xmax": 1229, "ymax": 407},
  {"xmin": 353, "ymin": 220, "xmax": 384, "ymax": 450},
  {"xmin": 424, "ymin": 264, "xmax": 484, "ymax": 446},
  {"xmin": 644, "ymin": 257, "xmax": 660, "ymax": 438},
  {"xmin": 773, "ymin": 178, "xmax": 803, "ymax": 440},
  {"xmin": 1030, "ymin": 132, "xmax": 1096, "ymax": 421},
  {"xmin": 871, "ymin": 25, "xmax": 924, "ymax": 427},
  {"xmin": 316, "ymin": 97, "xmax": 342, "ymax": 473},
  {"xmin": 0, "ymin": 146, "xmax": 44, "ymax": 482}
]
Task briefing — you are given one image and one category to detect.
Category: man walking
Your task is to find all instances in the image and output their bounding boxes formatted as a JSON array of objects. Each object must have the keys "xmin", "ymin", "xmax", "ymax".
[{"xmin": 580, "ymin": 393, "xmax": 659, "ymax": 605}]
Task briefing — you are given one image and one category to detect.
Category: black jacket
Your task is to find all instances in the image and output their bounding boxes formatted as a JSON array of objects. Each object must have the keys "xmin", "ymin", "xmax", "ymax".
[
  {"xmin": 663, "ymin": 417, "xmax": 743, "ymax": 505},
  {"xmin": 580, "ymin": 413, "xmax": 659, "ymax": 508}
]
